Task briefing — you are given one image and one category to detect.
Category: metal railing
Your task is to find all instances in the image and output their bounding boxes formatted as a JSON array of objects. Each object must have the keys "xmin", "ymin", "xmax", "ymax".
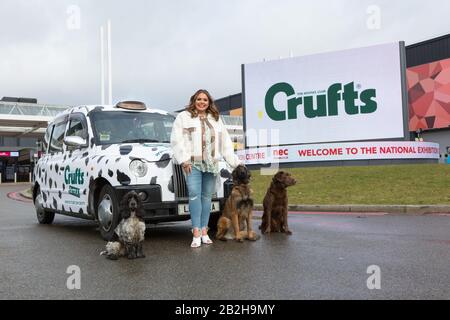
[
  {"xmin": 0, "ymin": 102, "xmax": 70, "ymax": 117},
  {"xmin": 220, "ymin": 115, "xmax": 243, "ymax": 126}
]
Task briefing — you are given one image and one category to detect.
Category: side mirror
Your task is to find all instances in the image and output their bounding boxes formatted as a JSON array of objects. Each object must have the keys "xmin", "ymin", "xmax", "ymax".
[{"xmin": 64, "ymin": 136, "xmax": 87, "ymax": 147}]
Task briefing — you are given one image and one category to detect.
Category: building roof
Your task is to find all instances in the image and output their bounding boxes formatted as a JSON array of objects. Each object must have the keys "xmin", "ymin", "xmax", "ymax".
[{"xmin": 0, "ymin": 101, "xmax": 70, "ymax": 137}]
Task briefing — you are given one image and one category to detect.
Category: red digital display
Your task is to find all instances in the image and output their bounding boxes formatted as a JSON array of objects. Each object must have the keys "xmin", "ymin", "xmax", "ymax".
[
  {"xmin": 407, "ymin": 57, "xmax": 450, "ymax": 130},
  {"xmin": 0, "ymin": 152, "xmax": 19, "ymax": 157}
]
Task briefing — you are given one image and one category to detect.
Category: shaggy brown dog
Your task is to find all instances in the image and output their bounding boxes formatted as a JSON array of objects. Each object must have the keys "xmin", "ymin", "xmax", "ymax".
[
  {"xmin": 216, "ymin": 165, "xmax": 259, "ymax": 242},
  {"xmin": 260, "ymin": 171, "xmax": 297, "ymax": 235}
]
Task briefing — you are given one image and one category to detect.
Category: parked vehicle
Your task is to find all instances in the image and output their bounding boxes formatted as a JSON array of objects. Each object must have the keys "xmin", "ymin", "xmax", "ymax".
[{"xmin": 33, "ymin": 101, "xmax": 232, "ymax": 240}]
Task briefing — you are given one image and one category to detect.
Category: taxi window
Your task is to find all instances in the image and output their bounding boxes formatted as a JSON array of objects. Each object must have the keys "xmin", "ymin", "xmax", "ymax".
[
  {"xmin": 43, "ymin": 125, "xmax": 52, "ymax": 153},
  {"xmin": 90, "ymin": 111, "xmax": 174, "ymax": 145},
  {"xmin": 49, "ymin": 121, "xmax": 67, "ymax": 153},
  {"xmin": 66, "ymin": 117, "xmax": 87, "ymax": 139},
  {"xmin": 65, "ymin": 116, "xmax": 88, "ymax": 150}
]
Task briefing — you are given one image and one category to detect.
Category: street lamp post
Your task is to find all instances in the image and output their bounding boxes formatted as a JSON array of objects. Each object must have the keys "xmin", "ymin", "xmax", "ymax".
[{"xmin": 100, "ymin": 19, "xmax": 112, "ymax": 105}]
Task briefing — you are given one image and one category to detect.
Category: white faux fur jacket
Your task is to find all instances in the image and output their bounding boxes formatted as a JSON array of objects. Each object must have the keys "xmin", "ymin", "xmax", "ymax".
[{"xmin": 170, "ymin": 110, "xmax": 242, "ymax": 169}]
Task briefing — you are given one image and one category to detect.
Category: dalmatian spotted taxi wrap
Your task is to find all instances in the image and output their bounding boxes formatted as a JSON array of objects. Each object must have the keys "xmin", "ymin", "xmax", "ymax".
[{"xmin": 33, "ymin": 105, "xmax": 228, "ymax": 220}]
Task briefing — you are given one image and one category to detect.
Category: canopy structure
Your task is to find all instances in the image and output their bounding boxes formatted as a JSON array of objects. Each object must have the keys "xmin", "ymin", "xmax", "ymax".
[{"xmin": 0, "ymin": 102, "xmax": 69, "ymax": 137}]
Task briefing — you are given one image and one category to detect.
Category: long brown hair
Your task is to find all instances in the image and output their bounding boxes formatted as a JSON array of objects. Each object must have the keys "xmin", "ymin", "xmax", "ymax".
[{"xmin": 186, "ymin": 89, "xmax": 220, "ymax": 121}]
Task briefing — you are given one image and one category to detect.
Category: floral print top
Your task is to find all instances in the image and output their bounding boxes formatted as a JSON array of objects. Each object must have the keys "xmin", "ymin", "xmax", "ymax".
[{"xmin": 192, "ymin": 115, "xmax": 219, "ymax": 175}]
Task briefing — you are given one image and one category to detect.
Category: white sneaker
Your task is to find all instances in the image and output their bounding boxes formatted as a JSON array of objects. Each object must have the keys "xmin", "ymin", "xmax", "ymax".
[
  {"xmin": 191, "ymin": 236, "xmax": 201, "ymax": 248},
  {"xmin": 201, "ymin": 234, "xmax": 213, "ymax": 245}
]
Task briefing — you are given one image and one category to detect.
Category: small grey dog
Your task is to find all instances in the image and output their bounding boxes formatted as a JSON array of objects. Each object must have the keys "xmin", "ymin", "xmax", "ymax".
[{"xmin": 100, "ymin": 191, "xmax": 146, "ymax": 260}]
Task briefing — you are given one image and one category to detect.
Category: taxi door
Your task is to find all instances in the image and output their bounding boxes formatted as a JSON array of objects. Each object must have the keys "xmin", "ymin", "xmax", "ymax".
[{"xmin": 61, "ymin": 113, "xmax": 91, "ymax": 217}]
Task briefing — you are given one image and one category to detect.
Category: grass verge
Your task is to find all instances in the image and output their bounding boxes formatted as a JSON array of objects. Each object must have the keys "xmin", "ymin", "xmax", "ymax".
[{"xmin": 250, "ymin": 164, "xmax": 450, "ymax": 205}]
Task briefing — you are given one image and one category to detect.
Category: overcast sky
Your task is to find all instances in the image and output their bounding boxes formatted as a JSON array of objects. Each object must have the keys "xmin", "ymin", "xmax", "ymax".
[{"xmin": 0, "ymin": 0, "xmax": 449, "ymax": 111}]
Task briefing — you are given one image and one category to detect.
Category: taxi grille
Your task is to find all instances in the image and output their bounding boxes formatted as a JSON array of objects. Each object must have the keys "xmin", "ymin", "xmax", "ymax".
[
  {"xmin": 172, "ymin": 164, "xmax": 218, "ymax": 199},
  {"xmin": 173, "ymin": 164, "xmax": 188, "ymax": 198}
]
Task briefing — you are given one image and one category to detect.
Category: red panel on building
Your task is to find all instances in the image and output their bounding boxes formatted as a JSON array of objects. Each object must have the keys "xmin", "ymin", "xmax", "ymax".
[{"xmin": 407, "ymin": 57, "xmax": 450, "ymax": 131}]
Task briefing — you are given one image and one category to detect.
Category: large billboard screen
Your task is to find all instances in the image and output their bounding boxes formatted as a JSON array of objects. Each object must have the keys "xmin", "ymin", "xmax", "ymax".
[
  {"xmin": 407, "ymin": 57, "xmax": 450, "ymax": 131},
  {"xmin": 243, "ymin": 42, "xmax": 406, "ymax": 147}
]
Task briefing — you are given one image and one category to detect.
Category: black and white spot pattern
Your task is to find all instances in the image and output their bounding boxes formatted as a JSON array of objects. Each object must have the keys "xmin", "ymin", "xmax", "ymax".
[{"xmin": 32, "ymin": 104, "xmax": 228, "ymax": 221}]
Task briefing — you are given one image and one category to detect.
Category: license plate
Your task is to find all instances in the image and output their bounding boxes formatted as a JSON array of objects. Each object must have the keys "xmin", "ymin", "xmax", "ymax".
[{"xmin": 178, "ymin": 201, "xmax": 220, "ymax": 215}]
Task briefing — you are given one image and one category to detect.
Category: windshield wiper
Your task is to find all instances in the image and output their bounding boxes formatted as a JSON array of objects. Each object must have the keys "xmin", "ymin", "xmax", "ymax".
[{"xmin": 121, "ymin": 139, "xmax": 160, "ymax": 143}]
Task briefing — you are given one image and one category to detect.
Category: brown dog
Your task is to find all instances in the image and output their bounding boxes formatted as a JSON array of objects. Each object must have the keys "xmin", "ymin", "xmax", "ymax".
[
  {"xmin": 260, "ymin": 171, "xmax": 297, "ymax": 235},
  {"xmin": 216, "ymin": 165, "xmax": 259, "ymax": 242}
]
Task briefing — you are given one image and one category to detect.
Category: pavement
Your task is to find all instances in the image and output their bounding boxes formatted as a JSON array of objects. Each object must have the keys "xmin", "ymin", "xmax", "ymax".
[{"xmin": 1, "ymin": 183, "xmax": 450, "ymax": 300}]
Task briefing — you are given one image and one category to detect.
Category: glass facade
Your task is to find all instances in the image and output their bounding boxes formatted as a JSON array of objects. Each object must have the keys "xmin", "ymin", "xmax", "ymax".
[
  {"xmin": 0, "ymin": 102, "xmax": 70, "ymax": 181},
  {"xmin": 0, "ymin": 101, "xmax": 69, "ymax": 117}
]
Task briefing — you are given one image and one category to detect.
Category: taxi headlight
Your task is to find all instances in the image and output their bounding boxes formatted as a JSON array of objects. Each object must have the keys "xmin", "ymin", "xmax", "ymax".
[{"xmin": 129, "ymin": 160, "xmax": 148, "ymax": 177}]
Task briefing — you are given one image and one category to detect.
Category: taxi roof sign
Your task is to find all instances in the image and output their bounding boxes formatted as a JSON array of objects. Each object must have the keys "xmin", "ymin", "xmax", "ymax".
[{"xmin": 115, "ymin": 101, "xmax": 146, "ymax": 110}]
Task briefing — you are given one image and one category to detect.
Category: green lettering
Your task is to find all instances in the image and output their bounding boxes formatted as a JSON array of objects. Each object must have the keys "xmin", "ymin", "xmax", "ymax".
[
  {"xmin": 360, "ymin": 89, "xmax": 377, "ymax": 114},
  {"xmin": 264, "ymin": 81, "xmax": 376, "ymax": 120},
  {"xmin": 287, "ymin": 96, "xmax": 302, "ymax": 119},
  {"xmin": 79, "ymin": 171, "xmax": 84, "ymax": 184},
  {"xmin": 64, "ymin": 167, "xmax": 85, "ymax": 185},
  {"xmin": 327, "ymin": 83, "xmax": 342, "ymax": 116},
  {"xmin": 265, "ymin": 82, "xmax": 295, "ymax": 121},
  {"xmin": 343, "ymin": 82, "xmax": 359, "ymax": 115},
  {"xmin": 64, "ymin": 166, "xmax": 70, "ymax": 184},
  {"xmin": 303, "ymin": 94, "xmax": 327, "ymax": 118}
]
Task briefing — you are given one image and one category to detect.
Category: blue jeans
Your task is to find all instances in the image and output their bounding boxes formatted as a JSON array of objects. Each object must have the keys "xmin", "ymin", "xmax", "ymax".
[{"xmin": 185, "ymin": 166, "xmax": 216, "ymax": 230}]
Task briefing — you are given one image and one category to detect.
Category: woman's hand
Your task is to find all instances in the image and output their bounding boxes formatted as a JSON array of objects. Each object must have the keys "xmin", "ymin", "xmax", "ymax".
[{"xmin": 182, "ymin": 162, "xmax": 192, "ymax": 175}]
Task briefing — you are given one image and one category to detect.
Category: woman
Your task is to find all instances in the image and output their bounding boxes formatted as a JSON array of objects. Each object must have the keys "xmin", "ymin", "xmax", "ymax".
[{"xmin": 170, "ymin": 89, "xmax": 242, "ymax": 248}]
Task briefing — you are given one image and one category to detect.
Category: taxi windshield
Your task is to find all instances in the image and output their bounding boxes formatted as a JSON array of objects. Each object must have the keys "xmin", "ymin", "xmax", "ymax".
[{"xmin": 90, "ymin": 111, "xmax": 175, "ymax": 145}]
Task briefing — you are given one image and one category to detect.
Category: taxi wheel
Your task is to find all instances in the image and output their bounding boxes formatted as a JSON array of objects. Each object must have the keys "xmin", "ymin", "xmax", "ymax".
[
  {"xmin": 97, "ymin": 185, "xmax": 120, "ymax": 241},
  {"xmin": 34, "ymin": 186, "xmax": 55, "ymax": 224}
]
